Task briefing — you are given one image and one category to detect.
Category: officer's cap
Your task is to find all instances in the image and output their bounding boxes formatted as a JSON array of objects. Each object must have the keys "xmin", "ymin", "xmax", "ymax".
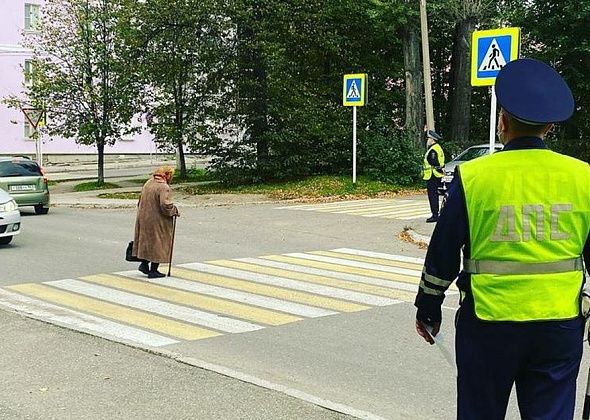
[
  {"xmin": 495, "ymin": 58, "xmax": 574, "ymax": 124},
  {"xmin": 427, "ymin": 130, "xmax": 442, "ymax": 141}
]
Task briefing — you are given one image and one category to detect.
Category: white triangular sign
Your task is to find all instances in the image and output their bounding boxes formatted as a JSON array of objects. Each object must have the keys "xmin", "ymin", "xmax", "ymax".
[
  {"xmin": 346, "ymin": 81, "xmax": 361, "ymax": 99},
  {"xmin": 478, "ymin": 39, "xmax": 507, "ymax": 71}
]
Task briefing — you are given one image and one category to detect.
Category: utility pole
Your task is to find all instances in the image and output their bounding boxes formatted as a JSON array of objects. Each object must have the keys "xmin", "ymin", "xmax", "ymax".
[{"xmin": 420, "ymin": 0, "xmax": 435, "ymax": 131}]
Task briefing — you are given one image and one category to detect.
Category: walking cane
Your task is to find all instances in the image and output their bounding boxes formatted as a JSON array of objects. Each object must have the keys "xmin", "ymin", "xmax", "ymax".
[
  {"xmin": 583, "ymin": 366, "xmax": 590, "ymax": 420},
  {"xmin": 167, "ymin": 215, "xmax": 177, "ymax": 277}
]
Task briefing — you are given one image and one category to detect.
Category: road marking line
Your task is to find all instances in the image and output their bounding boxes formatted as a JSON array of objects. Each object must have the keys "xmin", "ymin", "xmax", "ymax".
[
  {"xmin": 118, "ymin": 270, "xmax": 334, "ymax": 319},
  {"xmin": 260, "ymin": 255, "xmax": 421, "ymax": 285},
  {"xmin": 329, "ymin": 203, "xmax": 426, "ymax": 215},
  {"xmin": 48, "ymin": 279, "xmax": 262, "ymax": 334},
  {"xmin": 311, "ymin": 250, "xmax": 423, "ymax": 271},
  {"xmin": 362, "ymin": 208, "xmax": 431, "ymax": 218},
  {"xmin": 285, "ymin": 253, "xmax": 422, "ymax": 277},
  {"xmin": 209, "ymin": 259, "xmax": 407, "ymax": 303},
  {"xmin": 0, "ymin": 289, "xmax": 178, "ymax": 347},
  {"xmin": 8, "ymin": 283, "xmax": 220, "ymax": 341},
  {"xmin": 332, "ymin": 248, "xmax": 425, "ymax": 265},
  {"xmin": 175, "ymin": 265, "xmax": 368, "ymax": 313},
  {"xmin": 195, "ymin": 261, "xmax": 386, "ymax": 307},
  {"xmin": 275, "ymin": 199, "xmax": 390, "ymax": 210},
  {"xmin": 85, "ymin": 273, "xmax": 300, "ymax": 326},
  {"xmin": 238, "ymin": 257, "xmax": 420, "ymax": 293}
]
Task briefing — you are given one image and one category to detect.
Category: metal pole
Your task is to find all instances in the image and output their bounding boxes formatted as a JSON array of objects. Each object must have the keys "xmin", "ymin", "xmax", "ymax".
[
  {"xmin": 167, "ymin": 215, "xmax": 177, "ymax": 277},
  {"xmin": 489, "ymin": 87, "xmax": 497, "ymax": 154},
  {"xmin": 420, "ymin": 0, "xmax": 435, "ymax": 131},
  {"xmin": 353, "ymin": 106, "xmax": 357, "ymax": 184}
]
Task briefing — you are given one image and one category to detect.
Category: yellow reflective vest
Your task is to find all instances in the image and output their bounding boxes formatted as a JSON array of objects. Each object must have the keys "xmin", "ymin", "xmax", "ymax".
[
  {"xmin": 423, "ymin": 143, "xmax": 445, "ymax": 180},
  {"xmin": 460, "ymin": 149, "xmax": 590, "ymax": 321}
]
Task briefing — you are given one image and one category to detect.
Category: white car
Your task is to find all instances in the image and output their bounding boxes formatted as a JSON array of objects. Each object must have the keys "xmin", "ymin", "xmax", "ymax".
[
  {"xmin": 438, "ymin": 144, "xmax": 504, "ymax": 195},
  {"xmin": 0, "ymin": 188, "xmax": 21, "ymax": 245}
]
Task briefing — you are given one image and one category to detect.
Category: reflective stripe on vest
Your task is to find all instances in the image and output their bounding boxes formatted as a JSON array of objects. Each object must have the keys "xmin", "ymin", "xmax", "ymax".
[
  {"xmin": 423, "ymin": 143, "xmax": 444, "ymax": 180},
  {"xmin": 463, "ymin": 257, "xmax": 584, "ymax": 275},
  {"xmin": 460, "ymin": 149, "xmax": 590, "ymax": 322}
]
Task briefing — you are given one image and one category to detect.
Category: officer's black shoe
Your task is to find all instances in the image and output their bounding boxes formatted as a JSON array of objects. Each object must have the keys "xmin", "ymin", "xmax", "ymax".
[
  {"xmin": 426, "ymin": 216, "xmax": 438, "ymax": 223},
  {"xmin": 148, "ymin": 270, "xmax": 166, "ymax": 279},
  {"xmin": 138, "ymin": 262, "xmax": 150, "ymax": 275}
]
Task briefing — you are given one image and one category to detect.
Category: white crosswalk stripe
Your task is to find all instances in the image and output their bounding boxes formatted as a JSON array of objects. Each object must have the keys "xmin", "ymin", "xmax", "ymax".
[
  {"xmin": 0, "ymin": 248, "xmax": 435, "ymax": 347},
  {"xmin": 276, "ymin": 199, "xmax": 432, "ymax": 220},
  {"xmin": 116, "ymin": 270, "xmax": 337, "ymax": 318}
]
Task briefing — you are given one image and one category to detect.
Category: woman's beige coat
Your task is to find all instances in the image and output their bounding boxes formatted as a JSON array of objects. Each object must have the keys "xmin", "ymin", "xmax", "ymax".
[{"xmin": 133, "ymin": 177, "xmax": 178, "ymax": 263}]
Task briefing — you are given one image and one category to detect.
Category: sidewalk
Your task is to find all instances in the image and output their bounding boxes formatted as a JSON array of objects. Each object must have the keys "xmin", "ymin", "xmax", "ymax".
[{"xmin": 44, "ymin": 155, "xmax": 209, "ymax": 182}]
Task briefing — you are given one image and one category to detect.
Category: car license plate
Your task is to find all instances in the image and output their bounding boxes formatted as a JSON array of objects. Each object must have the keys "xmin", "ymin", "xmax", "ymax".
[{"xmin": 10, "ymin": 185, "xmax": 35, "ymax": 191}]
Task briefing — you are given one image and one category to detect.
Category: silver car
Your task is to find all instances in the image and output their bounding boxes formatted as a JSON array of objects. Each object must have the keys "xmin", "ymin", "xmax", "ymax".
[
  {"xmin": 0, "ymin": 188, "xmax": 21, "ymax": 245},
  {"xmin": 438, "ymin": 144, "xmax": 503, "ymax": 195}
]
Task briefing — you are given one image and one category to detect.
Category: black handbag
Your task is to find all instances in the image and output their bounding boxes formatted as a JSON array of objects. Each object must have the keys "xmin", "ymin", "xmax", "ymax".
[{"xmin": 126, "ymin": 241, "xmax": 141, "ymax": 262}]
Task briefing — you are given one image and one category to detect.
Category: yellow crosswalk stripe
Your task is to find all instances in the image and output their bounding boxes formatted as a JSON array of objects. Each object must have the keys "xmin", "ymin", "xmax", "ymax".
[
  {"xmin": 260, "ymin": 255, "xmax": 421, "ymax": 285},
  {"xmin": 81, "ymin": 274, "xmax": 300, "ymax": 326},
  {"xmin": 8, "ymin": 283, "xmax": 220, "ymax": 341},
  {"xmin": 172, "ymin": 267, "xmax": 368, "ymax": 313},
  {"xmin": 310, "ymin": 250, "xmax": 423, "ymax": 271},
  {"xmin": 207, "ymin": 259, "xmax": 416, "ymax": 302}
]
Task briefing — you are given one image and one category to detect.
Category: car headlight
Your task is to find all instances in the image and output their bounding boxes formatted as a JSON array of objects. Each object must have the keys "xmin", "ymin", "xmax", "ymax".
[{"xmin": 0, "ymin": 200, "xmax": 18, "ymax": 212}]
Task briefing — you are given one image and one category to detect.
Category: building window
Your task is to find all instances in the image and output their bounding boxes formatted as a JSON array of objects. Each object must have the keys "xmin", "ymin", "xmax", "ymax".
[
  {"xmin": 24, "ymin": 121, "xmax": 36, "ymax": 140},
  {"xmin": 24, "ymin": 60, "xmax": 34, "ymax": 86},
  {"xmin": 24, "ymin": 3, "xmax": 40, "ymax": 31}
]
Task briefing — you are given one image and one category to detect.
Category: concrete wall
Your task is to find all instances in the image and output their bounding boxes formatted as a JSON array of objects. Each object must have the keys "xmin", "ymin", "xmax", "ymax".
[{"xmin": 0, "ymin": 0, "xmax": 157, "ymax": 155}]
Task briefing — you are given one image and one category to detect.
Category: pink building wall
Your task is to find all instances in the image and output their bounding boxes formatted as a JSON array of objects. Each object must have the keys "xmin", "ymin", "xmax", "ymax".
[{"xmin": 0, "ymin": 0, "xmax": 157, "ymax": 155}]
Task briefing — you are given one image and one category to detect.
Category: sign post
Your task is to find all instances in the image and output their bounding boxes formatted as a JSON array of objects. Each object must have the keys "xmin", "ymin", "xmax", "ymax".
[
  {"xmin": 471, "ymin": 27, "xmax": 521, "ymax": 154},
  {"xmin": 343, "ymin": 73, "xmax": 367, "ymax": 184},
  {"xmin": 22, "ymin": 107, "xmax": 46, "ymax": 165}
]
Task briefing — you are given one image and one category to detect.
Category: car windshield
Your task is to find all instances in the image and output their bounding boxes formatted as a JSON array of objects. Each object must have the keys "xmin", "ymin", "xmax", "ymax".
[
  {"xmin": 454, "ymin": 147, "xmax": 491, "ymax": 162},
  {"xmin": 0, "ymin": 160, "xmax": 42, "ymax": 177}
]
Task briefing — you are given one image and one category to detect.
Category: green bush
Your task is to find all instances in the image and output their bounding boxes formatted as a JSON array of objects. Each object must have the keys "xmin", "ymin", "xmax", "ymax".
[{"xmin": 359, "ymin": 130, "xmax": 422, "ymax": 186}]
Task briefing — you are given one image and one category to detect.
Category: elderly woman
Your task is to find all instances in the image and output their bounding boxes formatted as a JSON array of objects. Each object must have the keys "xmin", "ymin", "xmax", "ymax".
[{"xmin": 132, "ymin": 165, "xmax": 179, "ymax": 278}]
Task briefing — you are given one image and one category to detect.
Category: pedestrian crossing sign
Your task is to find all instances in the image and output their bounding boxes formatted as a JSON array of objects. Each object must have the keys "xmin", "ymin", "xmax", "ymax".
[
  {"xmin": 471, "ymin": 27, "xmax": 520, "ymax": 87},
  {"xmin": 343, "ymin": 74, "xmax": 367, "ymax": 106}
]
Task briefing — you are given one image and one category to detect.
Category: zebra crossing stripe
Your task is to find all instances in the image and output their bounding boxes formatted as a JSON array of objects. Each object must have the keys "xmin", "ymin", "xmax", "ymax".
[
  {"xmin": 329, "ymin": 203, "xmax": 426, "ymax": 215},
  {"xmin": 310, "ymin": 250, "xmax": 423, "ymax": 271},
  {"xmin": 333, "ymin": 248, "xmax": 425, "ymax": 264},
  {"xmin": 206, "ymin": 259, "xmax": 401, "ymax": 306},
  {"xmin": 260, "ymin": 254, "xmax": 421, "ymax": 285},
  {"xmin": 285, "ymin": 253, "xmax": 422, "ymax": 277},
  {"xmin": 275, "ymin": 199, "xmax": 388, "ymax": 210},
  {"xmin": 237, "ymin": 257, "xmax": 419, "ymax": 293},
  {"xmin": 0, "ymin": 289, "xmax": 178, "ymax": 347},
  {"xmin": 361, "ymin": 207, "xmax": 431, "ymax": 218},
  {"xmin": 175, "ymin": 264, "xmax": 369, "ymax": 312},
  {"xmin": 8, "ymin": 283, "xmax": 220, "ymax": 341},
  {"xmin": 47, "ymin": 279, "xmax": 262, "ymax": 334},
  {"xmin": 116, "ymin": 270, "xmax": 332, "ymax": 319},
  {"xmin": 230, "ymin": 258, "xmax": 417, "ymax": 301}
]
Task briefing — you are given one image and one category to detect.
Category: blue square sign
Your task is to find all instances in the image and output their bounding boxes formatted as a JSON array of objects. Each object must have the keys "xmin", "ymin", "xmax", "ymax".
[{"xmin": 471, "ymin": 28, "xmax": 520, "ymax": 86}]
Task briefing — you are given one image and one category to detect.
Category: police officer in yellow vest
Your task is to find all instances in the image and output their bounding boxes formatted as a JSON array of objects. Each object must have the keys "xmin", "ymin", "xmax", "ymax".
[
  {"xmin": 414, "ymin": 58, "xmax": 590, "ymax": 419},
  {"xmin": 423, "ymin": 130, "xmax": 445, "ymax": 223}
]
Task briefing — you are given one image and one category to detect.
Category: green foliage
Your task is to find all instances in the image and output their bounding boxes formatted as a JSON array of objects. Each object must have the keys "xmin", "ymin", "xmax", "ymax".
[
  {"xmin": 74, "ymin": 181, "xmax": 120, "ymax": 192},
  {"xmin": 181, "ymin": 175, "xmax": 410, "ymax": 200},
  {"xmin": 359, "ymin": 130, "xmax": 423, "ymax": 187}
]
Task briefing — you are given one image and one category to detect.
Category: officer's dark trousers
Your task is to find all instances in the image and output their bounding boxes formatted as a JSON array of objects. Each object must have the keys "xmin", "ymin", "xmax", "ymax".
[
  {"xmin": 426, "ymin": 177, "xmax": 442, "ymax": 217},
  {"xmin": 456, "ymin": 300, "xmax": 584, "ymax": 420}
]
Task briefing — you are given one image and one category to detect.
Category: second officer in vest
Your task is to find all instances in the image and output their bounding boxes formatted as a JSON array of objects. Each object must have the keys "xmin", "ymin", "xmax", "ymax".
[
  {"xmin": 414, "ymin": 58, "xmax": 590, "ymax": 419},
  {"xmin": 423, "ymin": 130, "xmax": 445, "ymax": 223}
]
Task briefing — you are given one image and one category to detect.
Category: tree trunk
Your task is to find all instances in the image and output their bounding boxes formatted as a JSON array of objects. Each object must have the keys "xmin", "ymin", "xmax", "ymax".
[
  {"xmin": 97, "ymin": 140, "xmax": 105, "ymax": 185},
  {"xmin": 448, "ymin": 17, "xmax": 476, "ymax": 148},
  {"xmin": 177, "ymin": 140, "xmax": 186, "ymax": 179},
  {"xmin": 403, "ymin": 26, "xmax": 424, "ymax": 149}
]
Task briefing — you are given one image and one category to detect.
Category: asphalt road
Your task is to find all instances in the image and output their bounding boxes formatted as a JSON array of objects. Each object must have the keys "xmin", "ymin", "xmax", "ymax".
[{"xmin": 2, "ymin": 203, "xmax": 590, "ymax": 419}]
